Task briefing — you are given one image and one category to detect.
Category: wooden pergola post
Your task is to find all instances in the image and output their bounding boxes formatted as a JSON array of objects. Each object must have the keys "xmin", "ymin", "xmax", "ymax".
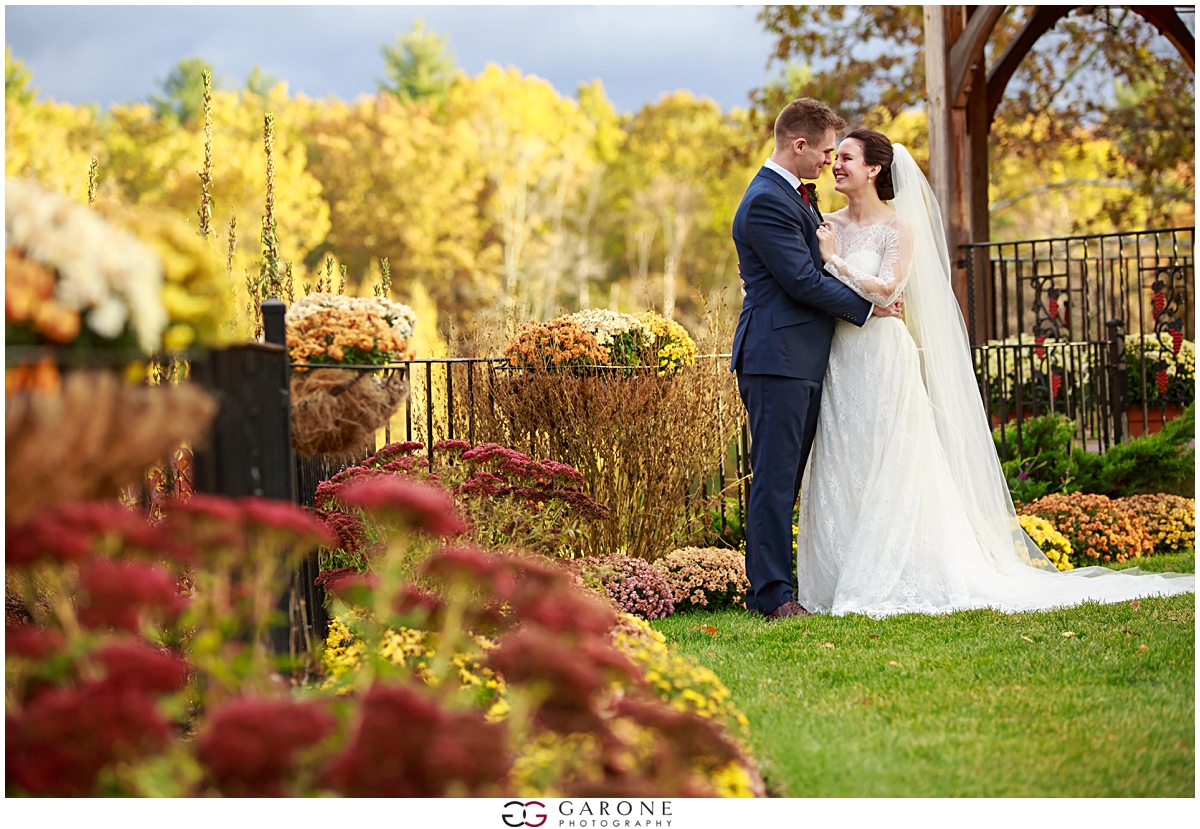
[{"xmin": 921, "ymin": 4, "xmax": 1195, "ymax": 344}]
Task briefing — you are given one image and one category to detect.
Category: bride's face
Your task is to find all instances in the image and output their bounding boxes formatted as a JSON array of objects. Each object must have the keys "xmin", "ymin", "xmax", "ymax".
[{"xmin": 832, "ymin": 139, "xmax": 879, "ymax": 196}]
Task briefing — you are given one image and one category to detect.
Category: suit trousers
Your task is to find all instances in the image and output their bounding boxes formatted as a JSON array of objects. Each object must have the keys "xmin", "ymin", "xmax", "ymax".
[{"xmin": 737, "ymin": 372, "xmax": 823, "ymax": 615}]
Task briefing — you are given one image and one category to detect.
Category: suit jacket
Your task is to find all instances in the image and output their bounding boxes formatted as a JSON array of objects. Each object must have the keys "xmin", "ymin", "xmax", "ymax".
[{"xmin": 730, "ymin": 167, "xmax": 873, "ymax": 381}]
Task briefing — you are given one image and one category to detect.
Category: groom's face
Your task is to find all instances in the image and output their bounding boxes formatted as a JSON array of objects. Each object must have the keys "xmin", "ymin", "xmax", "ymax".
[{"xmin": 795, "ymin": 128, "xmax": 838, "ymax": 181}]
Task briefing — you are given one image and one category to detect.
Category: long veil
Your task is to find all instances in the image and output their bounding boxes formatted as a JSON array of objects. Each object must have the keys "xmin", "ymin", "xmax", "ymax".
[{"xmin": 888, "ymin": 145, "xmax": 1054, "ymax": 572}]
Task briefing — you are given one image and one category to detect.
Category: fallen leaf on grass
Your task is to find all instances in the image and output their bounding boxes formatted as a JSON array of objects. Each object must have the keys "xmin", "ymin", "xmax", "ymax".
[
  {"xmin": 887, "ymin": 660, "xmax": 900, "ymax": 667},
  {"xmin": 693, "ymin": 625, "xmax": 718, "ymax": 636},
  {"xmin": 1061, "ymin": 631, "xmax": 1077, "ymax": 637},
  {"xmin": 1122, "ymin": 630, "xmax": 1141, "ymax": 636},
  {"xmin": 1020, "ymin": 635, "xmax": 1034, "ymax": 643},
  {"xmin": 822, "ymin": 642, "xmax": 835, "ymax": 649},
  {"xmin": 1130, "ymin": 600, "xmax": 1140, "ymax": 609},
  {"xmin": 869, "ymin": 634, "xmax": 880, "ymax": 639},
  {"xmin": 862, "ymin": 698, "xmax": 873, "ymax": 706},
  {"xmin": 1138, "ymin": 644, "xmax": 1150, "ymax": 652},
  {"xmin": 705, "ymin": 651, "xmax": 716, "ymax": 657}
]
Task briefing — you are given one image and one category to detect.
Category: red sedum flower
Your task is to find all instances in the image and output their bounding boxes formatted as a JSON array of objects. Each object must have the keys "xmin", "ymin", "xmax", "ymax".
[
  {"xmin": 320, "ymin": 681, "xmax": 510, "ymax": 796},
  {"xmin": 6, "ymin": 680, "xmax": 172, "ymax": 796},
  {"xmin": 76, "ymin": 559, "xmax": 187, "ymax": 632},
  {"xmin": 336, "ymin": 477, "xmax": 467, "ymax": 537},
  {"xmin": 197, "ymin": 697, "xmax": 336, "ymax": 797}
]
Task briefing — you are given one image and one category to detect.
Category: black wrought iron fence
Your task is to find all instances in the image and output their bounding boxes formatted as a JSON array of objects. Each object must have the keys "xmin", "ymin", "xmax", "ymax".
[
  {"xmin": 962, "ymin": 227, "xmax": 1194, "ymax": 438},
  {"xmin": 363, "ymin": 355, "xmax": 752, "ymax": 546}
]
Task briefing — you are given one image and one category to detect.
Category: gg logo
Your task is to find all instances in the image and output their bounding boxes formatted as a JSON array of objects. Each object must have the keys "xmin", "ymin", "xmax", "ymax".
[{"xmin": 501, "ymin": 800, "xmax": 547, "ymax": 828}]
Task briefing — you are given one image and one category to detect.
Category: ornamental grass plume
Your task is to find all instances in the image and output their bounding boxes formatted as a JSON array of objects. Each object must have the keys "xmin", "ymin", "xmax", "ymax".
[
  {"xmin": 1018, "ymin": 492, "xmax": 1153, "ymax": 565},
  {"xmin": 1115, "ymin": 494, "xmax": 1196, "ymax": 555}
]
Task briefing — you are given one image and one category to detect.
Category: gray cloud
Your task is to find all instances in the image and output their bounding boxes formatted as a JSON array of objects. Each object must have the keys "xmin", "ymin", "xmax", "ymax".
[{"xmin": 5, "ymin": 4, "xmax": 777, "ymax": 113}]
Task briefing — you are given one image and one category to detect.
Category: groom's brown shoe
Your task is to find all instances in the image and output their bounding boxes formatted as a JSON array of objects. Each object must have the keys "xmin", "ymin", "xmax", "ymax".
[{"xmin": 764, "ymin": 600, "xmax": 810, "ymax": 620}]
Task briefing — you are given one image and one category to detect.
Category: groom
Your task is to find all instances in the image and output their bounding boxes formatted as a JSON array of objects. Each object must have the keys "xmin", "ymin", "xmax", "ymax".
[{"xmin": 730, "ymin": 98, "xmax": 901, "ymax": 620}]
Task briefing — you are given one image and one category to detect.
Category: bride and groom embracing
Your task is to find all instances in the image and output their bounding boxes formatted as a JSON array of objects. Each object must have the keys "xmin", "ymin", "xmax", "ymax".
[{"xmin": 731, "ymin": 98, "xmax": 1193, "ymax": 621}]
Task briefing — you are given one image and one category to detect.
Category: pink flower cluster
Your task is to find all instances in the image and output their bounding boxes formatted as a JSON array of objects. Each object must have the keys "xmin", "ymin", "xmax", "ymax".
[
  {"xmin": 574, "ymin": 555, "xmax": 676, "ymax": 621},
  {"xmin": 313, "ymin": 440, "xmax": 608, "ymax": 560}
]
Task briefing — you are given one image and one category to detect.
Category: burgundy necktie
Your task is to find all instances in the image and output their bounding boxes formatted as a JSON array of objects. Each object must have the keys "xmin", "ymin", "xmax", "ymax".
[{"xmin": 800, "ymin": 186, "xmax": 811, "ymax": 207}]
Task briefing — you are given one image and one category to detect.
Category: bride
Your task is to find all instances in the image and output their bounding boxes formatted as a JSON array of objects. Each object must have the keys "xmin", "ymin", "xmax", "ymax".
[{"xmin": 794, "ymin": 128, "xmax": 1194, "ymax": 617}]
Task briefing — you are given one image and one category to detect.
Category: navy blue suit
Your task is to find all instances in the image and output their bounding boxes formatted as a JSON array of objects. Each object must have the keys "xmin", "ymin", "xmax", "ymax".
[{"xmin": 730, "ymin": 167, "xmax": 872, "ymax": 615}]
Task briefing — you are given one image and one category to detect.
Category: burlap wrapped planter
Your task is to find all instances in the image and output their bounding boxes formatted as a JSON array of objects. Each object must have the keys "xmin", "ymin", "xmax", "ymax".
[{"xmin": 289, "ymin": 366, "xmax": 408, "ymax": 458}]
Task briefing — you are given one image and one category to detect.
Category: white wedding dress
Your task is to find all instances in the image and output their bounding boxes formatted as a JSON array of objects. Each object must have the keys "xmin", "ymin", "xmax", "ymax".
[{"xmin": 795, "ymin": 149, "xmax": 1194, "ymax": 618}]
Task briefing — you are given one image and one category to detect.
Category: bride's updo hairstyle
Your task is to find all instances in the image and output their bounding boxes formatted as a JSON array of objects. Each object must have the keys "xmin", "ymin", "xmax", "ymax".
[{"xmin": 845, "ymin": 129, "xmax": 895, "ymax": 200}]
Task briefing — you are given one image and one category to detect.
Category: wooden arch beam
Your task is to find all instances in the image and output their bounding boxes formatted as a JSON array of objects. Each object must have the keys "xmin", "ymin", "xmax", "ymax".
[
  {"xmin": 1128, "ymin": 5, "xmax": 1195, "ymax": 71},
  {"xmin": 949, "ymin": 5, "xmax": 1008, "ymax": 107},
  {"xmin": 986, "ymin": 5, "xmax": 1073, "ymax": 123},
  {"xmin": 987, "ymin": 5, "xmax": 1196, "ymax": 122}
]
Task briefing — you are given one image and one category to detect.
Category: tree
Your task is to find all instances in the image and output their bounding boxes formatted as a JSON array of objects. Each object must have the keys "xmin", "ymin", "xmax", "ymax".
[
  {"xmin": 301, "ymin": 92, "xmax": 492, "ymax": 325},
  {"xmin": 105, "ymin": 87, "xmax": 330, "ymax": 290},
  {"xmin": 6, "ymin": 47, "xmax": 37, "ymax": 106},
  {"xmin": 245, "ymin": 65, "xmax": 281, "ymax": 99},
  {"xmin": 754, "ymin": 6, "xmax": 1194, "ymax": 236},
  {"xmin": 379, "ymin": 19, "xmax": 456, "ymax": 104},
  {"xmin": 150, "ymin": 57, "xmax": 220, "ymax": 126},
  {"xmin": 446, "ymin": 64, "xmax": 602, "ymax": 324},
  {"xmin": 609, "ymin": 92, "xmax": 750, "ymax": 319}
]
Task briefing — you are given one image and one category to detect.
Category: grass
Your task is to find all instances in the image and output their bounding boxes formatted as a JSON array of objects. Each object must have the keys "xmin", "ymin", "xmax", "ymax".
[{"xmin": 650, "ymin": 553, "xmax": 1195, "ymax": 797}]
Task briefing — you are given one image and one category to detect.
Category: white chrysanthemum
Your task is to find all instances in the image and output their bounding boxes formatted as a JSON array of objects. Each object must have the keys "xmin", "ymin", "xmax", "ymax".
[
  {"xmin": 6, "ymin": 177, "xmax": 167, "ymax": 351},
  {"xmin": 568, "ymin": 309, "xmax": 655, "ymax": 347}
]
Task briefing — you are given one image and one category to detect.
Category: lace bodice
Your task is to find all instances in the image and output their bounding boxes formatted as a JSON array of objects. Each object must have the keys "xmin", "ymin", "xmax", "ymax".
[{"xmin": 823, "ymin": 213, "xmax": 913, "ymax": 306}]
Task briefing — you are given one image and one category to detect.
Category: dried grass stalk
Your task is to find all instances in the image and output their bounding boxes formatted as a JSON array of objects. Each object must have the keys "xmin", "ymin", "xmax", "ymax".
[
  {"xmin": 5, "ymin": 370, "xmax": 218, "ymax": 523},
  {"xmin": 474, "ymin": 357, "xmax": 740, "ymax": 560},
  {"xmin": 290, "ymin": 367, "xmax": 408, "ymax": 458}
]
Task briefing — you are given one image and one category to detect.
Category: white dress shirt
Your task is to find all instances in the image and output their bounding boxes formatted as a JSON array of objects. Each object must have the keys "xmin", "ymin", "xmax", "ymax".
[{"xmin": 763, "ymin": 158, "xmax": 802, "ymax": 191}]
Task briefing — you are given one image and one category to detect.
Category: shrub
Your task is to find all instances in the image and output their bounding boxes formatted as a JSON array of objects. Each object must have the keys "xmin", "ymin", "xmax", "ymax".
[
  {"xmin": 1017, "ymin": 514, "xmax": 1074, "ymax": 571},
  {"xmin": 1018, "ymin": 492, "xmax": 1153, "ymax": 565},
  {"xmin": 992, "ymin": 414, "xmax": 1102, "ymax": 503},
  {"xmin": 313, "ymin": 440, "xmax": 608, "ymax": 571},
  {"xmin": 656, "ymin": 547, "xmax": 749, "ymax": 610},
  {"xmin": 1096, "ymin": 404, "xmax": 1194, "ymax": 497},
  {"xmin": 476, "ymin": 313, "xmax": 740, "ymax": 560},
  {"xmin": 994, "ymin": 405, "xmax": 1194, "ymax": 502},
  {"xmin": 573, "ymin": 555, "xmax": 676, "ymax": 620},
  {"xmin": 1115, "ymin": 494, "xmax": 1196, "ymax": 556}
]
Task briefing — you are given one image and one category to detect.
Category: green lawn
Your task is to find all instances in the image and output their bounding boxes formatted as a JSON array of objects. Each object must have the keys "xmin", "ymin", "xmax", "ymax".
[{"xmin": 651, "ymin": 553, "xmax": 1195, "ymax": 797}]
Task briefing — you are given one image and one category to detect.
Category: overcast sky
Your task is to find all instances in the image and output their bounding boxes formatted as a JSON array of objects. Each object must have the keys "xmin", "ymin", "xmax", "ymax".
[{"xmin": 4, "ymin": 3, "xmax": 778, "ymax": 114}]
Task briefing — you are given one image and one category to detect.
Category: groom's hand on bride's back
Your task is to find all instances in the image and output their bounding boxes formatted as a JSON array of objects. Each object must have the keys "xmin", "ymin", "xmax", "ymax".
[{"xmin": 872, "ymin": 293, "xmax": 904, "ymax": 320}]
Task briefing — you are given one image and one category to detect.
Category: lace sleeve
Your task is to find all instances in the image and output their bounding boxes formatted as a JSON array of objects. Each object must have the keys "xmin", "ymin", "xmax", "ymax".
[{"xmin": 824, "ymin": 218, "xmax": 913, "ymax": 306}]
